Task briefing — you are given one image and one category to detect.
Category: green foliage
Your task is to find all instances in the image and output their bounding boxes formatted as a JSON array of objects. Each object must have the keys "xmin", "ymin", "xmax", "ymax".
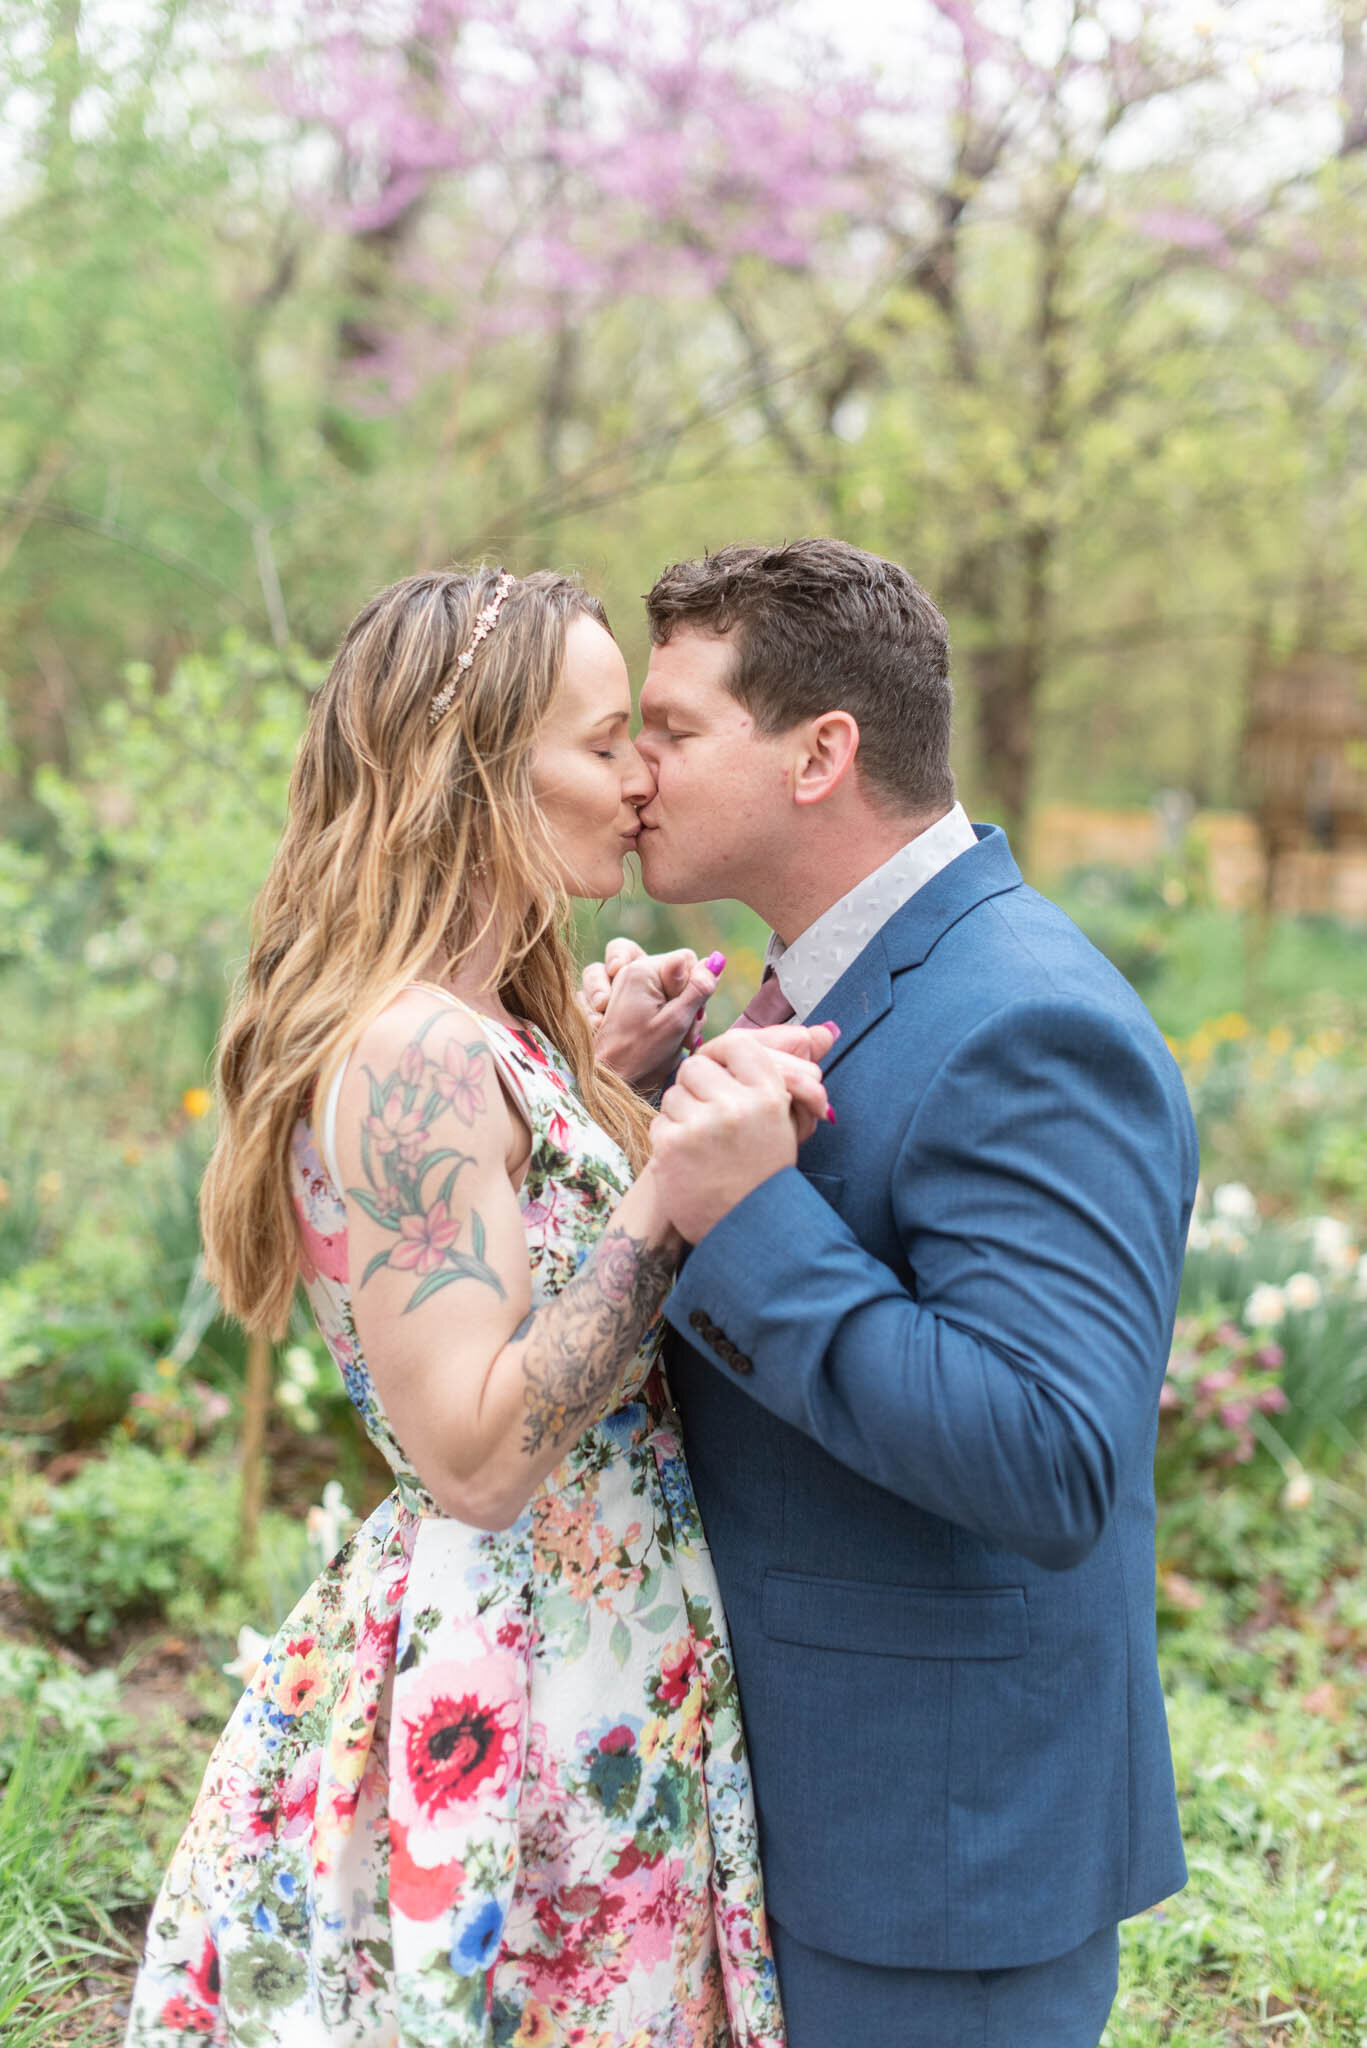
[
  {"xmin": 0, "ymin": 1641, "xmax": 131, "ymax": 1778},
  {"xmin": 0, "ymin": 1730, "xmax": 130, "ymax": 2046},
  {"xmin": 29, "ymin": 639, "xmax": 318, "ymax": 1033},
  {"xmin": 1059, "ymin": 875, "xmax": 1367, "ymax": 1046},
  {"xmin": 5, "ymin": 1440, "xmax": 240, "ymax": 1642}
]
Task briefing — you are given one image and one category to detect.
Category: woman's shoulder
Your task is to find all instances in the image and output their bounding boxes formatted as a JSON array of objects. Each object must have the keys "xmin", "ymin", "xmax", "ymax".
[{"xmin": 337, "ymin": 989, "xmax": 517, "ymax": 1148}]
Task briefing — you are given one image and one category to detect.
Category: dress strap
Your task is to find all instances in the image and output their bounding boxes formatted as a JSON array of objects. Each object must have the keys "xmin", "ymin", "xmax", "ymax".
[{"xmin": 319, "ymin": 1054, "xmax": 351, "ymax": 1193}]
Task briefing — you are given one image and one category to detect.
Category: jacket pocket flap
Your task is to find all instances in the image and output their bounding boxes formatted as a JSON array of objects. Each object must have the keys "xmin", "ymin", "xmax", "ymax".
[
  {"xmin": 761, "ymin": 1570, "xmax": 1028, "ymax": 1661},
  {"xmin": 802, "ymin": 1171, "xmax": 845, "ymax": 1207}
]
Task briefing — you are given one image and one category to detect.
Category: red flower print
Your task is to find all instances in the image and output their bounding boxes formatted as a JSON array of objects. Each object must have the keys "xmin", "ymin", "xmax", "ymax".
[
  {"xmin": 598, "ymin": 1724, "xmax": 634, "ymax": 1754},
  {"xmin": 404, "ymin": 1690, "xmax": 512, "ymax": 1814},
  {"xmin": 366, "ymin": 1088, "xmax": 425, "ymax": 1168},
  {"xmin": 186, "ymin": 1933, "xmax": 220, "ymax": 2007},
  {"xmin": 508, "ymin": 1027, "xmax": 548, "ymax": 1068},
  {"xmin": 387, "ymin": 1820, "xmax": 466, "ymax": 1922},
  {"xmin": 159, "ymin": 1995, "xmax": 215, "ymax": 2033},
  {"xmin": 389, "ymin": 1201, "xmax": 461, "ymax": 1274},
  {"xmin": 433, "ymin": 1041, "xmax": 487, "ymax": 1124},
  {"xmin": 655, "ymin": 1639, "xmax": 696, "ymax": 1709},
  {"xmin": 496, "ymin": 1611, "xmax": 527, "ymax": 1650},
  {"xmin": 389, "ymin": 1655, "xmax": 523, "ymax": 1840},
  {"xmin": 280, "ymin": 1752, "xmax": 320, "ymax": 1837},
  {"xmin": 548, "ymin": 1110, "xmax": 571, "ymax": 1151}
]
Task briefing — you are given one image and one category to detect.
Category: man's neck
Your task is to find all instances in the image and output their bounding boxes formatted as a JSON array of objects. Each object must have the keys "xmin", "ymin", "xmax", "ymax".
[{"xmin": 760, "ymin": 806, "xmax": 953, "ymax": 948}]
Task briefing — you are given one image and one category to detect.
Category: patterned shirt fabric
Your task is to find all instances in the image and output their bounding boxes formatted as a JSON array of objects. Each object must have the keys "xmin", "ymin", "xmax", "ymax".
[
  {"xmin": 124, "ymin": 999, "xmax": 784, "ymax": 2048},
  {"xmin": 763, "ymin": 802, "xmax": 978, "ymax": 1020}
]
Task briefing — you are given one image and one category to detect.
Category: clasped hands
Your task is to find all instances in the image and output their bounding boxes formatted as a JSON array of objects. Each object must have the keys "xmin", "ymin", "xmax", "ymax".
[{"xmin": 581, "ymin": 938, "xmax": 835, "ymax": 1245}]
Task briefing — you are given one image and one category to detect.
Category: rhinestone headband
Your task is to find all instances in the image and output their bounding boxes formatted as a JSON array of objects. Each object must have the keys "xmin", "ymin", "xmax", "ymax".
[{"xmin": 428, "ymin": 572, "xmax": 516, "ymax": 726}]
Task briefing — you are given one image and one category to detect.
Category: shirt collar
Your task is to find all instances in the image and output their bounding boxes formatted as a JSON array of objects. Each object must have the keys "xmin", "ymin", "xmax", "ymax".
[{"xmin": 764, "ymin": 801, "xmax": 979, "ymax": 1019}]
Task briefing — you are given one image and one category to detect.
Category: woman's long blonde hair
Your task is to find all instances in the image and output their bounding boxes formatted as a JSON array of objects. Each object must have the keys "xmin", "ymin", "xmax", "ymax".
[{"xmin": 201, "ymin": 566, "xmax": 654, "ymax": 1337}]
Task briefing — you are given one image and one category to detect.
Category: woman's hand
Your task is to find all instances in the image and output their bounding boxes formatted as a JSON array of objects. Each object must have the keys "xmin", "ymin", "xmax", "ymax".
[
  {"xmin": 582, "ymin": 938, "xmax": 725, "ymax": 1092},
  {"xmin": 650, "ymin": 1034, "xmax": 833, "ymax": 1244}
]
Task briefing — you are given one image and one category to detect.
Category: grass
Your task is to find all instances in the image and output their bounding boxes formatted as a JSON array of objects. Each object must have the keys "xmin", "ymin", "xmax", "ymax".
[
  {"xmin": 1110, "ymin": 1680, "xmax": 1367, "ymax": 2044},
  {"xmin": 0, "ymin": 1730, "xmax": 142, "ymax": 2047}
]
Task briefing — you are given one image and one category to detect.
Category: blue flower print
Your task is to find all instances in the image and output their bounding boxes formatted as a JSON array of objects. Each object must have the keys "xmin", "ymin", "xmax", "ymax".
[{"xmin": 450, "ymin": 1898, "xmax": 504, "ymax": 1974}]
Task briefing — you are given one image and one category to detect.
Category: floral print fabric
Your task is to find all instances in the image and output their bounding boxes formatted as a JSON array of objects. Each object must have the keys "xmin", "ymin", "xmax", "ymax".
[{"xmin": 125, "ymin": 1008, "xmax": 784, "ymax": 2048}]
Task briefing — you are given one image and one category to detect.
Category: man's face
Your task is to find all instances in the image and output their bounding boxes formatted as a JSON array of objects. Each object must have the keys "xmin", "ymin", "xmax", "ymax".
[{"xmin": 635, "ymin": 627, "xmax": 794, "ymax": 906}]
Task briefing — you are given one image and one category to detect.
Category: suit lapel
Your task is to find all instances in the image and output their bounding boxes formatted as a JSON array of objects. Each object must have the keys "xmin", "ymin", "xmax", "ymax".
[{"xmin": 804, "ymin": 824, "xmax": 1023, "ymax": 1077}]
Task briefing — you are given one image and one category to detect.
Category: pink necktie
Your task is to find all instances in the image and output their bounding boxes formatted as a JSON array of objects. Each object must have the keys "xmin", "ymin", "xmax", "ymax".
[{"xmin": 733, "ymin": 971, "xmax": 796, "ymax": 1030}]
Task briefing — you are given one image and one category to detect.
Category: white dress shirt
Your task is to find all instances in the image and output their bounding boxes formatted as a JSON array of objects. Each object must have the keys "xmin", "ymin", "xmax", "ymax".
[{"xmin": 764, "ymin": 801, "xmax": 979, "ymax": 1020}]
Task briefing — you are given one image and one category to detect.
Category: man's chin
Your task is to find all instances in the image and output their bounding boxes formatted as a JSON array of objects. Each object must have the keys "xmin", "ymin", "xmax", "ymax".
[{"xmin": 637, "ymin": 837, "xmax": 706, "ymax": 906}]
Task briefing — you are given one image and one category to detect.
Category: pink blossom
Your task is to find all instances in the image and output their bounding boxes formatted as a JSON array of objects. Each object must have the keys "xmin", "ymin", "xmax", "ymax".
[
  {"xmin": 366, "ymin": 1088, "xmax": 424, "ymax": 1158},
  {"xmin": 389, "ymin": 1200, "xmax": 462, "ymax": 1273},
  {"xmin": 433, "ymin": 1041, "xmax": 487, "ymax": 1125}
]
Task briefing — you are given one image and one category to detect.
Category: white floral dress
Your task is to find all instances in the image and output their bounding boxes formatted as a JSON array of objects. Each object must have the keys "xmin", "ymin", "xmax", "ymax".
[{"xmin": 125, "ymin": 1007, "xmax": 784, "ymax": 2048}]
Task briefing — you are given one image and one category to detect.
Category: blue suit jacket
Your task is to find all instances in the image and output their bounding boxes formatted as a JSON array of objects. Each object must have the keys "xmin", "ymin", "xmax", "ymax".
[{"xmin": 664, "ymin": 825, "xmax": 1197, "ymax": 1972}]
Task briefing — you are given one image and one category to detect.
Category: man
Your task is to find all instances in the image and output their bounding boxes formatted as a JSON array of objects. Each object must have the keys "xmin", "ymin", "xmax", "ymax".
[{"xmin": 596, "ymin": 539, "xmax": 1197, "ymax": 2048}]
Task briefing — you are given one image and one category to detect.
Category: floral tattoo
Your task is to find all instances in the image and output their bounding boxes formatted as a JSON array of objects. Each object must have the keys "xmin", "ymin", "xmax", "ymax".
[
  {"xmin": 348, "ymin": 1013, "xmax": 506, "ymax": 1311},
  {"xmin": 517, "ymin": 1224, "xmax": 676, "ymax": 1456}
]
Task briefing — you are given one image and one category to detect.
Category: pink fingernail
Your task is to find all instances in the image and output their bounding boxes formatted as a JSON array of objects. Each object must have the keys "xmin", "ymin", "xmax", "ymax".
[
  {"xmin": 824, "ymin": 1105, "xmax": 837, "ymax": 1124},
  {"xmin": 704, "ymin": 951, "xmax": 726, "ymax": 975},
  {"xmin": 821, "ymin": 1020, "xmax": 841, "ymax": 1040}
]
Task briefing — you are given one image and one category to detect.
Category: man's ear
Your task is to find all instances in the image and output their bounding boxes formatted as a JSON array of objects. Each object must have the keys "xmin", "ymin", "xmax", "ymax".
[{"xmin": 792, "ymin": 711, "xmax": 860, "ymax": 806}]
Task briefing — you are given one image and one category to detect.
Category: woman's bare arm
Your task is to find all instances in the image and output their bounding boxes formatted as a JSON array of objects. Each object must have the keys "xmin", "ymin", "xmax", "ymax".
[{"xmin": 337, "ymin": 992, "xmax": 680, "ymax": 1528}]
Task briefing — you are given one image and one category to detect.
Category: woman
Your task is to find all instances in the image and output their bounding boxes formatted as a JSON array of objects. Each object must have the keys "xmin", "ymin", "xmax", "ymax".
[{"xmin": 125, "ymin": 569, "xmax": 828, "ymax": 2048}]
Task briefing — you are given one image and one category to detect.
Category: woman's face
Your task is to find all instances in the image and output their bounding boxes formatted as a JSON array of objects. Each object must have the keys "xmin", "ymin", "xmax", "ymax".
[{"xmin": 530, "ymin": 615, "xmax": 654, "ymax": 897}]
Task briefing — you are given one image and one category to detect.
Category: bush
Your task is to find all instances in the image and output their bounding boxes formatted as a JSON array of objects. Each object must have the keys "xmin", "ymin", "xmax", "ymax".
[{"xmin": 5, "ymin": 1441, "xmax": 240, "ymax": 1643}]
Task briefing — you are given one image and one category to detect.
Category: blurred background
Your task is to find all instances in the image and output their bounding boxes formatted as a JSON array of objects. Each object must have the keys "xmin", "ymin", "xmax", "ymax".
[{"xmin": 4, "ymin": 1, "xmax": 1367, "ymax": 2040}]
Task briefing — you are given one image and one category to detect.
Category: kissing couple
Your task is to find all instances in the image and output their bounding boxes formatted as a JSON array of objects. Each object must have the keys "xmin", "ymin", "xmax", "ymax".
[{"xmin": 126, "ymin": 539, "xmax": 1197, "ymax": 2048}]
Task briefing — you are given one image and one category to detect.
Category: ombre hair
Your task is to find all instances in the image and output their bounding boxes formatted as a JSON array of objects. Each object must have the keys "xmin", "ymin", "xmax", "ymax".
[{"xmin": 201, "ymin": 566, "xmax": 653, "ymax": 1337}]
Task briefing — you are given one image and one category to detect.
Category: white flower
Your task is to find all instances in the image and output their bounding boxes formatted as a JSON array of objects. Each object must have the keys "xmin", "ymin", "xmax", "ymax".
[
  {"xmin": 1212, "ymin": 1182, "xmax": 1259, "ymax": 1225},
  {"xmin": 1281, "ymin": 1471, "xmax": 1314, "ymax": 1512},
  {"xmin": 1306, "ymin": 1216, "xmax": 1356, "ymax": 1277},
  {"xmin": 282, "ymin": 1344, "xmax": 320, "ymax": 1390},
  {"xmin": 223, "ymin": 1625, "xmax": 269, "ymax": 1686},
  {"xmin": 1187, "ymin": 1217, "xmax": 1211, "ymax": 1252},
  {"xmin": 1208, "ymin": 1221, "xmax": 1248, "ymax": 1255},
  {"xmin": 1284, "ymin": 1271, "xmax": 1323, "ymax": 1313},
  {"xmin": 1244, "ymin": 1283, "xmax": 1287, "ymax": 1329},
  {"xmin": 306, "ymin": 1480, "xmax": 357, "ymax": 1565}
]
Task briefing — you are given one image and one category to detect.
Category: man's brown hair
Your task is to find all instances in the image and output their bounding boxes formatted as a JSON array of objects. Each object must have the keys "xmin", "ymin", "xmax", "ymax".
[{"xmin": 644, "ymin": 538, "xmax": 954, "ymax": 813}]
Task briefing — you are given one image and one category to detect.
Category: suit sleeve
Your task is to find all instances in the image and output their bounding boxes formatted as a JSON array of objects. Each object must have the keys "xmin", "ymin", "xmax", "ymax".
[{"xmin": 662, "ymin": 996, "xmax": 1198, "ymax": 1570}]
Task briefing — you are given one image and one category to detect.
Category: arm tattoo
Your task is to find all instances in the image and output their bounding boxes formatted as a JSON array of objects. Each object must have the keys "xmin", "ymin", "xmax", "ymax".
[
  {"xmin": 347, "ymin": 1012, "xmax": 506, "ymax": 1312},
  {"xmin": 517, "ymin": 1224, "xmax": 676, "ymax": 1456}
]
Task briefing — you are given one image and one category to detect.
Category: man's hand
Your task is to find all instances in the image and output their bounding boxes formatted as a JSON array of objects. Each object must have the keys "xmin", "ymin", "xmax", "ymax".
[
  {"xmin": 581, "ymin": 938, "xmax": 725, "ymax": 1092},
  {"xmin": 650, "ymin": 1034, "xmax": 832, "ymax": 1244}
]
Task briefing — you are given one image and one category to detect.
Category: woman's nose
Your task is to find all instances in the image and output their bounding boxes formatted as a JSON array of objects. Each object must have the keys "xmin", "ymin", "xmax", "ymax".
[{"xmin": 622, "ymin": 741, "xmax": 656, "ymax": 805}]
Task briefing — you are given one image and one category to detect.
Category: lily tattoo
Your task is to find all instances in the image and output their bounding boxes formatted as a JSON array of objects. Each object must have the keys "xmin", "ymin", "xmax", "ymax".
[{"xmin": 349, "ymin": 1013, "xmax": 506, "ymax": 1310}]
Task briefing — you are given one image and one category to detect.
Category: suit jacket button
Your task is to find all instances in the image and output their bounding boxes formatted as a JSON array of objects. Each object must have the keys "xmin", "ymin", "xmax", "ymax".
[
  {"xmin": 728, "ymin": 1350, "xmax": 754, "ymax": 1376},
  {"xmin": 688, "ymin": 1309, "xmax": 711, "ymax": 1337}
]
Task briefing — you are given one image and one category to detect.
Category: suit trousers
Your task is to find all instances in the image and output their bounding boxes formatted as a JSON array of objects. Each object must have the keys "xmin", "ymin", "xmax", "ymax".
[{"xmin": 769, "ymin": 1917, "xmax": 1121, "ymax": 2048}]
